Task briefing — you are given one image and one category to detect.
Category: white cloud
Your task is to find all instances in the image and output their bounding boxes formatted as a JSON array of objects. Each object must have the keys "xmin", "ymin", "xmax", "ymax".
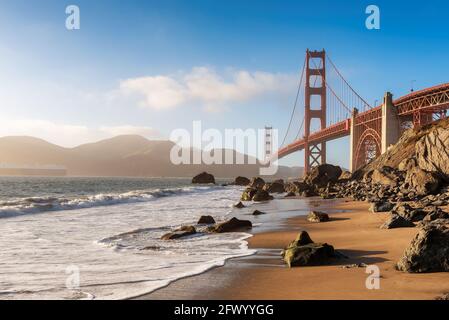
[
  {"xmin": 120, "ymin": 67, "xmax": 296, "ymax": 111},
  {"xmin": 0, "ymin": 118, "xmax": 161, "ymax": 147}
]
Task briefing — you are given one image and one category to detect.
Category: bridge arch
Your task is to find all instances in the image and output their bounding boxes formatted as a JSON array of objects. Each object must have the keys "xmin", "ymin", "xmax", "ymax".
[{"xmin": 354, "ymin": 128, "xmax": 381, "ymax": 170}]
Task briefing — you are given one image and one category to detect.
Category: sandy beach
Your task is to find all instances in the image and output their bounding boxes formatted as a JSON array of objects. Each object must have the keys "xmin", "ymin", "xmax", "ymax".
[{"xmin": 139, "ymin": 199, "xmax": 449, "ymax": 300}]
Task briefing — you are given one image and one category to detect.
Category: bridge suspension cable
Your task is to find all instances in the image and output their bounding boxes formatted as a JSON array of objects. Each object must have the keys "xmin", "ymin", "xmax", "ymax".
[
  {"xmin": 279, "ymin": 50, "xmax": 375, "ymax": 151},
  {"xmin": 280, "ymin": 56, "xmax": 306, "ymax": 147}
]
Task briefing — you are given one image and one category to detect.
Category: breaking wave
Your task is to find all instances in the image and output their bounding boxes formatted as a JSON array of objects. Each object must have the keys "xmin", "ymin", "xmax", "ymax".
[{"xmin": 0, "ymin": 185, "xmax": 219, "ymax": 218}]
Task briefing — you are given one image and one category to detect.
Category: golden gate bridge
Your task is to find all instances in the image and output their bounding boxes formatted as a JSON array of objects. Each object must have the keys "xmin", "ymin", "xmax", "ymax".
[{"xmin": 273, "ymin": 49, "xmax": 449, "ymax": 174}]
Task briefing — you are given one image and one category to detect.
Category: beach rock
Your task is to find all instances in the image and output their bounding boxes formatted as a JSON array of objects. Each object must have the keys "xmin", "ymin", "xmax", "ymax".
[
  {"xmin": 371, "ymin": 166, "xmax": 400, "ymax": 187},
  {"xmin": 283, "ymin": 242, "xmax": 337, "ymax": 267},
  {"xmin": 285, "ymin": 181, "xmax": 310, "ymax": 194},
  {"xmin": 392, "ymin": 203, "xmax": 427, "ymax": 222},
  {"xmin": 369, "ymin": 201, "xmax": 394, "ymax": 213},
  {"xmin": 301, "ymin": 189, "xmax": 318, "ymax": 197},
  {"xmin": 285, "ymin": 191, "xmax": 296, "ymax": 198},
  {"xmin": 304, "ymin": 164, "xmax": 342, "ymax": 188},
  {"xmin": 252, "ymin": 210, "xmax": 266, "ymax": 216},
  {"xmin": 397, "ymin": 224, "xmax": 449, "ymax": 272},
  {"xmin": 234, "ymin": 176, "xmax": 250, "ymax": 186},
  {"xmin": 263, "ymin": 182, "xmax": 285, "ymax": 193},
  {"xmin": 161, "ymin": 226, "xmax": 196, "ymax": 240},
  {"xmin": 252, "ymin": 190, "xmax": 273, "ymax": 202},
  {"xmin": 421, "ymin": 209, "xmax": 449, "ymax": 223},
  {"xmin": 307, "ymin": 211, "xmax": 330, "ymax": 223},
  {"xmin": 233, "ymin": 201, "xmax": 245, "ymax": 209},
  {"xmin": 249, "ymin": 177, "xmax": 265, "ymax": 189},
  {"xmin": 282, "ymin": 231, "xmax": 341, "ymax": 267},
  {"xmin": 435, "ymin": 293, "xmax": 449, "ymax": 300},
  {"xmin": 380, "ymin": 214, "xmax": 415, "ymax": 229},
  {"xmin": 241, "ymin": 187, "xmax": 257, "ymax": 201},
  {"xmin": 405, "ymin": 167, "xmax": 441, "ymax": 196},
  {"xmin": 210, "ymin": 217, "xmax": 252, "ymax": 233},
  {"xmin": 192, "ymin": 172, "xmax": 215, "ymax": 184},
  {"xmin": 339, "ymin": 170, "xmax": 352, "ymax": 181},
  {"xmin": 398, "ymin": 157, "xmax": 418, "ymax": 172},
  {"xmin": 197, "ymin": 216, "xmax": 216, "ymax": 224},
  {"xmin": 415, "ymin": 125, "xmax": 449, "ymax": 180}
]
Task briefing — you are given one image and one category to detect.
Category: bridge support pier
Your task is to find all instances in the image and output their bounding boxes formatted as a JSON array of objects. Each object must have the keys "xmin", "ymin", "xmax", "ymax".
[
  {"xmin": 381, "ymin": 92, "xmax": 400, "ymax": 154},
  {"xmin": 349, "ymin": 108, "xmax": 358, "ymax": 172}
]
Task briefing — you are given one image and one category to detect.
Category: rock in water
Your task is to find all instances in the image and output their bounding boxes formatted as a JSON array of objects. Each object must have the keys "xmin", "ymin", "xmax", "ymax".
[
  {"xmin": 405, "ymin": 166, "xmax": 441, "ymax": 196},
  {"xmin": 380, "ymin": 214, "xmax": 415, "ymax": 229},
  {"xmin": 252, "ymin": 210, "xmax": 265, "ymax": 216},
  {"xmin": 197, "ymin": 215, "xmax": 216, "ymax": 224},
  {"xmin": 415, "ymin": 124, "xmax": 449, "ymax": 180},
  {"xmin": 234, "ymin": 176, "xmax": 250, "ymax": 186},
  {"xmin": 233, "ymin": 201, "xmax": 245, "ymax": 208},
  {"xmin": 161, "ymin": 226, "xmax": 197, "ymax": 240},
  {"xmin": 241, "ymin": 187, "xmax": 257, "ymax": 201},
  {"xmin": 210, "ymin": 217, "xmax": 252, "ymax": 233},
  {"xmin": 397, "ymin": 224, "xmax": 449, "ymax": 272},
  {"xmin": 282, "ymin": 231, "xmax": 341, "ymax": 267},
  {"xmin": 252, "ymin": 190, "xmax": 273, "ymax": 202},
  {"xmin": 249, "ymin": 177, "xmax": 265, "ymax": 189},
  {"xmin": 263, "ymin": 182, "xmax": 285, "ymax": 193},
  {"xmin": 304, "ymin": 164, "xmax": 342, "ymax": 187},
  {"xmin": 307, "ymin": 211, "xmax": 330, "ymax": 222},
  {"xmin": 192, "ymin": 172, "xmax": 215, "ymax": 184},
  {"xmin": 285, "ymin": 191, "xmax": 296, "ymax": 198},
  {"xmin": 369, "ymin": 201, "xmax": 394, "ymax": 213}
]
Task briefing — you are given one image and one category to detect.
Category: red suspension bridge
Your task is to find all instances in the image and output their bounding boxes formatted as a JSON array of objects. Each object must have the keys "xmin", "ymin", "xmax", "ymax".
[{"xmin": 274, "ymin": 49, "xmax": 449, "ymax": 174}]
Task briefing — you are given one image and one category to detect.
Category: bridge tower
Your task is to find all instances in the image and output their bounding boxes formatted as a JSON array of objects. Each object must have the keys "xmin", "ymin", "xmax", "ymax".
[
  {"xmin": 264, "ymin": 126, "xmax": 273, "ymax": 163},
  {"xmin": 304, "ymin": 49, "xmax": 327, "ymax": 174}
]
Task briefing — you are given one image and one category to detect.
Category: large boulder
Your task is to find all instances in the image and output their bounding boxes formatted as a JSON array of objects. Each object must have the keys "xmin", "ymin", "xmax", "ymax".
[
  {"xmin": 252, "ymin": 190, "xmax": 273, "ymax": 202},
  {"xmin": 392, "ymin": 203, "xmax": 427, "ymax": 222},
  {"xmin": 304, "ymin": 164, "xmax": 342, "ymax": 188},
  {"xmin": 369, "ymin": 201, "xmax": 394, "ymax": 213},
  {"xmin": 307, "ymin": 211, "xmax": 330, "ymax": 223},
  {"xmin": 405, "ymin": 167, "xmax": 441, "ymax": 196},
  {"xmin": 161, "ymin": 226, "xmax": 196, "ymax": 240},
  {"xmin": 415, "ymin": 125, "xmax": 449, "ymax": 180},
  {"xmin": 241, "ymin": 187, "xmax": 257, "ymax": 201},
  {"xmin": 281, "ymin": 231, "xmax": 339, "ymax": 267},
  {"xmin": 398, "ymin": 157, "xmax": 418, "ymax": 172},
  {"xmin": 380, "ymin": 214, "xmax": 415, "ymax": 229},
  {"xmin": 397, "ymin": 224, "xmax": 449, "ymax": 272},
  {"xmin": 210, "ymin": 217, "xmax": 252, "ymax": 233},
  {"xmin": 285, "ymin": 181, "xmax": 310, "ymax": 194},
  {"xmin": 249, "ymin": 177, "xmax": 265, "ymax": 189},
  {"xmin": 263, "ymin": 182, "xmax": 285, "ymax": 193},
  {"xmin": 192, "ymin": 172, "xmax": 215, "ymax": 184},
  {"xmin": 197, "ymin": 216, "xmax": 215, "ymax": 224},
  {"xmin": 370, "ymin": 166, "xmax": 401, "ymax": 187},
  {"xmin": 234, "ymin": 176, "xmax": 250, "ymax": 186}
]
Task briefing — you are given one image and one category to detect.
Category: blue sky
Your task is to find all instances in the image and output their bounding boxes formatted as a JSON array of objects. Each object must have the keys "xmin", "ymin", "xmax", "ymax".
[{"xmin": 0, "ymin": 0, "xmax": 448, "ymax": 168}]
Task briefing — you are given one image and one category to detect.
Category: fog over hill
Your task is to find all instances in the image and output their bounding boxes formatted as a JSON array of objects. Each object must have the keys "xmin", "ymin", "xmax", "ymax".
[{"xmin": 0, "ymin": 135, "xmax": 303, "ymax": 179}]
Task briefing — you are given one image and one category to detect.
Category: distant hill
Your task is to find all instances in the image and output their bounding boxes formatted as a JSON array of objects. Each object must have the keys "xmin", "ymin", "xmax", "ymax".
[{"xmin": 0, "ymin": 135, "xmax": 303, "ymax": 179}]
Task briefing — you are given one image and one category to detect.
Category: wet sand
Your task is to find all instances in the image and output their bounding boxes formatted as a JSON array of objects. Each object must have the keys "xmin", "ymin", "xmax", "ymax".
[{"xmin": 137, "ymin": 200, "xmax": 449, "ymax": 300}]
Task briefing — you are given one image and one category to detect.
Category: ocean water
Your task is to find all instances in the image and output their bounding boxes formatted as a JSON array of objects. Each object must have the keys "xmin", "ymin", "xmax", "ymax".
[{"xmin": 0, "ymin": 176, "xmax": 312, "ymax": 300}]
